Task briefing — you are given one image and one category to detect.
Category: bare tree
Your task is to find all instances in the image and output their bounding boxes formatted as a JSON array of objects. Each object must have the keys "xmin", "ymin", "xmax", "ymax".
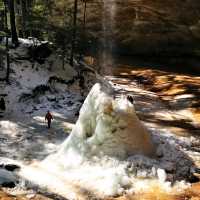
[
  {"xmin": 70, "ymin": 0, "xmax": 78, "ymax": 66},
  {"xmin": 3, "ymin": 0, "xmax": 10, "ymax": 83},
  {"xmin": 9, "ymin": 0, "xmax": 18, "ymax": 46},
  {"xmin": 20, "ymin": 0, "xmax": 27, "ymax": 37}
]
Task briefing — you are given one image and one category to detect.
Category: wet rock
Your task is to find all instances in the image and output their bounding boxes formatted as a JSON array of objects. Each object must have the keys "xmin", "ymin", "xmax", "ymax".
[
  {"xmin": 32, "ymin": 106, "xmax": 39, "ymax": 111},
  {"xmin": 0, "ymin": 112, "xmax": 3, "ymax": 118},
  {"xmin": 166, "ymin": 174, "xmax": 174, "ymax": 183},
  {"xmin": 0, "ymin": 94, "xmax": 7, "ymax": 97},
  {"xmin": 25, "ymin": 110, "xmax": 34, "ymax": 114},
  {"xmin": 0, "ymin": 164, "xmax": 20, "ymax": 172},
  {"xmin": 66, "ymin": 101, "xmax": 73, "ymax": 106},
  {"xmin": 47, "ymin": 95, "xmax": 56, "ymax": 102},
  {"xmin": 160, "ymin": 161, "xmax": 176, "ymax": 173},
  {"xmin": 195, "ymin": 168, "xmax": 200, "ymax": 174},
  {"xmin": 58, "ymin": 95, "xmax": 65, "ymax": 100},
  {"xmin": 28, "ymin": 41, "xmax": 52, "ymax": 64},
  {"xmin": 52, "ymin": 104, "xmax": 63, "ymax": 109},
  {"xmin": 156, "ymin": 146, "xmax": 164, "ymax": 158},
  {"xmin": 75, "ymin": 110, "xmax": 79, "ymax": 116},
  {"xmin": 79, "ymin": 99, "xmax": 84, "ymax": 103},
  {"xmin": 25, "ymin": 106, "xmax": 33, "ymax": 114},
  {"xmin": 4, "ymin": 164, "xmax": 20, "ymax": 172},
  {"xmin": 177, "ymin": 165, "xmax": 191, "ymax": 179},
  {"xmin": 188, "ymin": 174, "xmax": 200, "ymax": 183},
  {"xmin": 2, "ymin": 181, "xmax": 16, "ymax": 188},
  {"xmin": 16, "ymin": 134, "xmax": 22, "ymax": 138},
  {"xmin": 0, "ymin": 190, "xmax": 60, "ymax": 200},
  {"xmin": 0, "ymin": 169, "xmax": 17, "ymax": 188}
]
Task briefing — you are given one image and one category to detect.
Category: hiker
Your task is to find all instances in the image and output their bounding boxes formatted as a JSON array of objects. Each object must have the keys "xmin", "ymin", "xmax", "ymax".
[{"xmin": 45, "ymin": 111, "xmax": 53, "ymax": 129}]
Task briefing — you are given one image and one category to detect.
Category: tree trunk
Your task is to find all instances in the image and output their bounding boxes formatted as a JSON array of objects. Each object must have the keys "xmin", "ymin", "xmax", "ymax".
[
  {"xmin": 26, "ymin": 0, "xmax": 33, "ymax": 36},
  {"xmin": 0, "ymin": 6, "xmax": 5, "ymax": 31},
  {"xmin": 70, "ymin": 0, "xmax": 78, "ymax": 66},
  {"xmin": 83, "ymin": 1, "xmax": 87, "ymax": 29},
  {"xmin": 5, "ymin": 36, "xmax": 10, "ymax": 84},
  {"xmin": 4, "ymin": 1, "xmax": 10, "ymax": 83},
  {"xmin": 20, "ymin": 0, "xmax": 27, "ymax": 38},
  {"xmin": 9, "ymin": 0, "xmax": 18, "ymax": 46},
  {"xmin": 81, "ymin": 1, "xmax": 87, "ymax": 56}
]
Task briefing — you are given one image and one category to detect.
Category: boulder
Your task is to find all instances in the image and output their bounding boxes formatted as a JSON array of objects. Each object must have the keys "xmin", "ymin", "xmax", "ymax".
[{"xmin": 0, "ymin": 169, "xmax": 17, "ymax": 188}]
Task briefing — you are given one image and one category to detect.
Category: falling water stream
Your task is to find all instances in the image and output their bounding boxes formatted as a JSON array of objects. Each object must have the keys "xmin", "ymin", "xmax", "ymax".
[{"xmin": 100, "ymin": 0, "xmax": 117, "ymax": 74}]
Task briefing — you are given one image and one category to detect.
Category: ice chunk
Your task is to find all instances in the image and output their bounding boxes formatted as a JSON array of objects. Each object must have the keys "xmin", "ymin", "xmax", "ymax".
[{"xmin": 157, "ymin": 168, "xmax": 167, "ymax": 183}]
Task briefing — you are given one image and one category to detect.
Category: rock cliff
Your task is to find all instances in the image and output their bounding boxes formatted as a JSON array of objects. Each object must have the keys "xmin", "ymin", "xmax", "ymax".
[{"xmin": 84, "ymin": 0, "xmax": 200, "ymax": 56}]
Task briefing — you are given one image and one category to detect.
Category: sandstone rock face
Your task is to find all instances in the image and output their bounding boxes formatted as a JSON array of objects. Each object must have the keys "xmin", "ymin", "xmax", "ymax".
[{"xmin": 84, "ymin": 0, "xmax": 200, "ymax": 56}]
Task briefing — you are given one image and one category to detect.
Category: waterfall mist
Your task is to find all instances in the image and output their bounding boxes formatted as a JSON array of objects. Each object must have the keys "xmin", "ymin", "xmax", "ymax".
[{"xmin": 100, "ymin": 0, "xmax": 117, "ymax": 74}]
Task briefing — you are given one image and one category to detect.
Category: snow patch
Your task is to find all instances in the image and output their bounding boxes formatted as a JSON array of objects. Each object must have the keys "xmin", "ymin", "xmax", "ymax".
[{"xmin": 0, "ymin": 121, "xmax": 26, "ymax": 138}]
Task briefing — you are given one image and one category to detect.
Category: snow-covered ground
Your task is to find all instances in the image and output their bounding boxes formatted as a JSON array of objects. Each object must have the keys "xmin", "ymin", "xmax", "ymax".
[
  {"xmin": 0, "ymin": 40, "xmax": 84, "ymax": 162},
  {"xmin": 3, "ymin": 60, "xmax": 81, "ymax": 117}
]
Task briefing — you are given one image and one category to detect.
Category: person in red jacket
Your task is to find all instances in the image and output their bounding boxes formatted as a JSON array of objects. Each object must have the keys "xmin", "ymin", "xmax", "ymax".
[{"xmin": 45, "ymin": 111, "xmax": 53, "ymax": 129}]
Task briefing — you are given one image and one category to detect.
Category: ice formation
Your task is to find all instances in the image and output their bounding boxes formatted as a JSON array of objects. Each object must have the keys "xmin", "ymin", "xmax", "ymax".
[
  {"xmin": 58, "ymin": 83, "xmax": 155, "ymax": 159},
  {"xmin": 56, "ymin": 83, "xmax": 155, "ymax": 160},
  {"xmin": 39, "ymin": 83, "xmax": 156, "ymax": 196}
]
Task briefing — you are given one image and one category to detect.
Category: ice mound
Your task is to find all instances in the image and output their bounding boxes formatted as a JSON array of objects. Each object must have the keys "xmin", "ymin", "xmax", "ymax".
[
  {"xmin": 39, "ymin": 83, "xmax": 156, "ymax": 196},
  {"xmin": 47, "ymin": 83, "xmax": 155, "ymax": 164},
  {"xmin": 58, "ymin": 83, "xmax": 155, "ymax": 160}
]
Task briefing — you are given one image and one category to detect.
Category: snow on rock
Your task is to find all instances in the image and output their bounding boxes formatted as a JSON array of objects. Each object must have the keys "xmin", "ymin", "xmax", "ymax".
[
  {"xmin": 2, "ymin": 53, "xmax": 80, "ymax": 118},
  {"xmin": 0, "ymin": 120, "xmax": 26, "ymax": 138}
]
